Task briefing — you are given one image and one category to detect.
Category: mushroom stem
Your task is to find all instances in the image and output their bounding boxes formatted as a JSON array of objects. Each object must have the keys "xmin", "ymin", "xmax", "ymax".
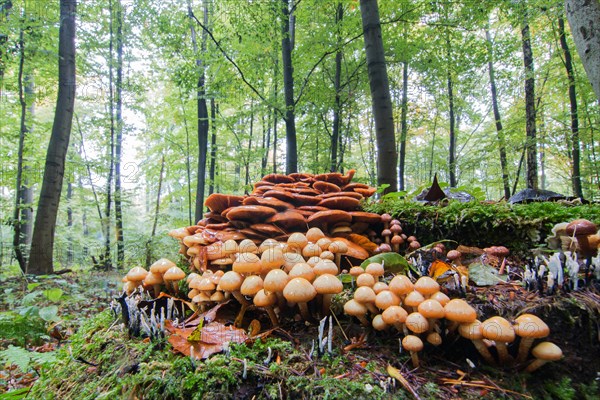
[
  {"xmin": 495, "ymin": 342, "xmax": 513, "ymax": 365},
  {"xmin": 232, "ymin": 291, "xmax": 251, "ymax": 308},
  {"xmin": 355, "ymin": 314, "xmax": 370, "ymax": 327},
  {"xmin": 264, "ymin": 306, "xmax": 279, "ymax": 327},
  {"xmin": 334, "ymin": 254, "xmax": 342, "ymax": 269},
  {"xmin": 524, "ymin": 358, "xmax": 549, "ymax": 373},
  {"xmin": 409, "ymin": 351, "xmax": 420, "ymax": 368},
  {"xmin": 153, "ymin": 284, "xmax": 162, "ymax": 298},
  {"xmin": 234, "ymin": 304, "xmax": 248, "ymax": 327},
  {"xmin": 472, "ymin": 339, "xmax": 496, "ymax": 365},
  {"xmin": 322, "ymin": 294, "xmax": 333, "ymax": 316},
  {"xmin": 298, "ymin": 302, "xmax": 311, "ymax": 321},
  {"xmin": 275, "ymin": 292, "xmax": 287, "ymax": 311},
  {"xmin": 516, "ymin": 337, "xmax": 535, "ymax": 364}
]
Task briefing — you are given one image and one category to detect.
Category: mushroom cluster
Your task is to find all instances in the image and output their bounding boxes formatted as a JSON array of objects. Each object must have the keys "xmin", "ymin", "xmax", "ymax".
[
  {"xmin": 169, "ymin": 171, "xmax": 387, "ymax": 272},
  {"xmin": 343, "ymin": 265, "xmax": 562, "ymax": 371},
  {"xmin": 122, "ymin": 258, "xmax": 187, "ymax": 297}
]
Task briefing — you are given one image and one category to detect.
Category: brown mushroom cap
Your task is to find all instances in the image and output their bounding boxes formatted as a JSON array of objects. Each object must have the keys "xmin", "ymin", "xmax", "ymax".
[
  {"xmin": 350, "ymin": 211, "xmax": 382, "ymax": 224},
  {"xmin": 240, "ymin": 275, "xmax": 264, "ymax": 297},
  {"xmin": 414, "ymin": 277, "xmax": 440, "ymax": 297},
  {"xmin": 565, "ymin": 219, "xmax": 597, "ymax": 236},
  {"xmin": 389, "ymin": 275, "xmax": 415, "ymax": 296},
  {"xmin": 429, "ymin": 291, "xmax": 451, "ymax": 306},
  {"xmin": 531, "ymin": 342, "xmax": 563, "ymax": 361},
  {"xmin": 447, "ymin": 250, "xmax": 462, "ymax": 261},
  {"xmin": 127, "ymin": 267, "xmax": 148, "ymax": 283},
  {"xmin": 314, "ymin": 181, "xmax": 341, "ymax": 193},
  {"xmin": 243, "ymin": 196, "xmax": 293, "ymax": 210},
  {"xmin": 260, "ymin": 248, "xmax": 285, "ymax": 273},
  {"xmin": 313, "ymin": 259, "xmax": 339, "ymax": 276},
  {"xmin": 150, "ymin": 258, "xmax": 176, "ymax": 275},
  {"xmin": 253, "ymin": 289, "xmax": 277, "ymax": 307},
  {"xmin": 263, "ymin": 269, "xmax": 289, "ymax": 292},
  {"xmin": 444, "ymin": 299, "xmax": 477, "ymax": 324},
  {"xmin": 356, "ymin": 273, "xmax": 376, "ymax": 287},
  {"xmin": 404, "ymin": 291, "xmax": 425, "ymax": 309},
  {"xmin": 375, "ymin": 290, "xmax": 401, "ymax": 310},
  {"xmin": 402, "ymin": 334, "xmax": 424, "ymax": 352},
  {"xmin": 313, "ymin": 274, "xmax": 343, "ymax": 295},
  {"xmin": 227, "ymin": 205, "xmax": 278, "ymax": 222},
  {"xmin": 307, "ymin": 210, "xmax": 352, "ymax": 228},
  {"xmin": 232, "ymin": 253, "xmax": 262, "ymax": 274},
  {"xmin": 382, "ymin": 305, "xmax": 408, "ymax": 326},
  {"xmin": 458, "ymin": 319, "xmax": 484, "ymax": 340},
  {"xmin": 283, "ymin": 277, "xmax": 317, "ymax": 303},
  {"xmin": 267, "ymin": 210, "xmax": 307, "ymax": 230},
  {"xmin": 417, "ymin": 299, "xmax": 445, "ymax": 319},
  {"xmin": 288, "ymin": 232, "xmax": 308, "ymax": 249},
  {"xmin": 365, "ymin": 262, "xmax": 385, "ymax": 278},
  {"xmin": 289, "ymin": 263, "xmax": 316, "ymax": 282},
  {"xmin": 218, "ymin": 271, "xmax": 244, "ymax": 292},
  {"xmin": 514, "ymin": 314, "xmax": 550, "ymax": 339},
  {"xmin": 405, "ymin": 312, "xmax": 430, "ymax": 334},
  {"xmin": 306, "ymin": 227, "xmax": 326, "ymax": 243},
  {"xmin": 481, "ymin": 316, "xmax": 515, "ymax": 343},
  {"xmin": 205, "ymin": 193, "xmax": 245, "ymax": 213},
  {"xmin": 163, "ymin": 266, "xmax": 186, "ymax": 282}
]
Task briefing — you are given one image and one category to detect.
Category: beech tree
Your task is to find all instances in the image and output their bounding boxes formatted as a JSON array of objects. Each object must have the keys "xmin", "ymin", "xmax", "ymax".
[
  {"xmin": 28, "ymin": 0, "xmax": 77, "ymax": 275},
  {"xmin": 359, "ymin": 0, "xmax": 397, "ymax": 192}
]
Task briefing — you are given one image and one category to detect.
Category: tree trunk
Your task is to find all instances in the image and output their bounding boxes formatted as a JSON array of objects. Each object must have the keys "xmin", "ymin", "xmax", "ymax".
[
  {"xmin": 359, "ymin": 0, "xmax": 397, "ymax": 193},
  {"xmin": 331, "ymin": 2, "xmax": 343, "ymax": 172},
  {"xmin": 558, "ymin": 17, "xmax": 583, "ymax": 199},
  {"xmin": 398, "ymin": 61, "xmax": 408, "ymax": 191},
  {"xmin": 209, "ymin": 98, "xmax": 217, "ymax": 196},
  {"xmin": 272, "ymin": 60, "xmax": 279, "ymax": 174},
  {"xmin": 145, "ymin": 155, "xmax": 165, "ymax": 267},
  {"xmin": 521, "ymin": 8, "xmax": 538, "ymax": 189},
  {"xmin": 565, "ymin": 0, "xmax": 600, "ymax": 102},
  {"xmin": 446, "ymin": 32, "xmax": 457, "ymax": 188},
  {"xmin": 486, "ymin": 28, "xmax": 511, "ymax": 199},
  {"xmin": 190, "ymin": 0, "xmax": 209, "ymax": 223},
  {"xmin": 245, "ymin": 104, "xmax": 254, "ymax": 187},
  {"xmin": 261, "ymin": 111, "xmax": 271, "ymax": 175},
  {"xmin": 281, "ymin": 0, "xmax": 297, "ymax": 174},
  {"xmin": 114, "ymin": 0, "xmax": 124, "ymax": 268},
  {"xmin": 179, "ymin": 88, "xmax": 193, "ymax": 225},
  {"xmin": 13, "ymin": 27, "xmax": 32, "ymax": 272},
  {"xmin": 104, "ymin": 0, "xmax": 116, "ymax": 270},
  {"xmin": 66, "ymin": 178, "xmax": 73, "ymax": 265},
  {"xmin": 28, "ymin": 0, "xmax": 76, "ymax": 275}
]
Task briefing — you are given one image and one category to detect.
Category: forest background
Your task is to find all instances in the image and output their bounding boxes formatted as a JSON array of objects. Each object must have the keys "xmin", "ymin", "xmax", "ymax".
[{"xmin": 1, "ymin": 0, "xmax": 599, "ymax": 274}]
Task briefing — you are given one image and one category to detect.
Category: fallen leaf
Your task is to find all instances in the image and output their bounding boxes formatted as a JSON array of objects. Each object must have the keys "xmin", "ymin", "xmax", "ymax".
[
  {"xmin": 346, "ymin": 233, "xmax": 378, "ymax": 254},
  {"xmin": 468, "ymin": 263, "xmax": 508, "ymax": 286},
  {"xmin": 360, "ymin": 252, "xmax": 412, "ymax": 274},
  {"xmin": 168, "ymin": 321, "xmax": 248, "ymax": 359},
  {"xmin": 387, "ymin": 365, "xmax": 421, "ymax": 400}
]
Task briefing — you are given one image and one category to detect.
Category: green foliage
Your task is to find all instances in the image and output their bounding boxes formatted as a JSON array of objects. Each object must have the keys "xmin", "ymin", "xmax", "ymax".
[
  {"xmin": 0, "ymin": 310, "xmax": 47, "ymax": 347},
  {"xmin": 0, "ymin": 345, "xmax": 56, "ymax": 374},
  {"xmin": 366, "ymin": 200, "xmax": 600, "ymax": 253}
]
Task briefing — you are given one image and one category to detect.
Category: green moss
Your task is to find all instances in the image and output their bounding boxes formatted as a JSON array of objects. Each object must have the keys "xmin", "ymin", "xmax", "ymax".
[{"xmin": 365, "ymin": 200, "xmax": 600, "ymax": 253}]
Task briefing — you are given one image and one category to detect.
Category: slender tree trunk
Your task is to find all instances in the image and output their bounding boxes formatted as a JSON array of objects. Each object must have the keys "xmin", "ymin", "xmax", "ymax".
[
  {"xmin": 261, "ymin": 110, "xmax": 271, "ymax": 175},
  {"xmin": 209, "ymin": 99, "xmax": 217, "ymax": 196},
  {"xmin": 13, "ymin": 27, "xmax": 31, "ymax": 272},
  {"xmin": 331, "ymin": 2, "xmax": 343, "ymax": 172},
  {"xmin": 446, "ymin": 33, "xmax": 457, "ymax": 188},
  {"xmin": 558, "ymin": 17, "xmax": 583, "ymax": 199},
  {"xmin": 521, "ymin": 8, "xmax": 538, "ymax": 189},
  {"xmin": 359, "ymin": 0, "xmax": 397, "ymax": 192},
  {"xmin": 28, "ymin": 0, "xmax": 76, "ymax": 275},
  {"xmin": 179, "ymin": 88, "xmax": 193, "ymax": 225},
  {"xmin": 486, "ymin": 28, "xmax": 511, "ymax": 199},
  {"xmin": 114, "ymin": 0, "xmax": 124, "ymax": 268},
  {"xmin": 281, "ymin": 0, "xmax": 297, "ymax": 174},
  {"xmin": 104, "ymin": 0, "xmax": 115, "ymax": 270},
  {"xmin": 145, "ymin": 155, "xmax": 165, "ymax": 267},
  {"xmin": 398, "ymin": 61, "xmax": 408, "ymax": 191},
  {"xmin": 245, "ymin": 104, "xmax": 254, "ymax": 187},
  {"xmin": 273, "ymin": 60, "xmax": 279, "ymax": 174},
  {"xmin": 66, "ymin": 178, "xmax": 73, "ymax": 265},
  {"xmin": 565, "ymin": 0, "xmax": 600, "ymax": 103},
  {"xmin": 190, "ymin": 0, "xmax": 209, "ymax": 222}
]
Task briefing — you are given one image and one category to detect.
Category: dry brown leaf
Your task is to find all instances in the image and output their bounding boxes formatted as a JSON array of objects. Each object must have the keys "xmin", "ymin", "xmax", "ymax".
[
  {"xmin": 346, "ymin": 233, "xmax": 378, "ymax": 254},
  {"xmin": 168, "ymin": 321, "xmax": 248, "ymax": 359}
]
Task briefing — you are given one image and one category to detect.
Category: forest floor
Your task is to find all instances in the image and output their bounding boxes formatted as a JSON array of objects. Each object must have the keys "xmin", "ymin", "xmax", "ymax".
[{"xmin": 1, "ymin": 266, "xmax": 599, "ymax": 399}]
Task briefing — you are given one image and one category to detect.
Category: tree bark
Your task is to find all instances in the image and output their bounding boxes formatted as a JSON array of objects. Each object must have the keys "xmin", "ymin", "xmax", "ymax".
[
  {"xmin": 558, "ymin": 16, "xmax": 583, "ymax": 199},
  {"xmin": 145, "ymin": 155, "xmax": 165, "ymax": 267},
  {"xmin": 521, "ymin": 8, "xmax": 538, "ymax": 189},
  {"xmin": 13, "ymin": 27, "xmax": 31, "ymax": 272},
  {"xmin": 565, "ymin": 0, "xmax": 600, "ymax": 102},
  {"xmin": 486, "ymin": 28, "xmax": 511, "ymax": 199},
  {"xmin": 104, "ymin": 0, "xmax": 116, "ymax": 270},
  {"xmin": 398, "ymin": 61, "xmax": 408, "ymax": 191},
  {"xmin": 281, "ymin": 0, "xmax": 297, "ymax": 174},
  {"xmin": 28, "ymin": 0, "xmax": 76, "ymax": 275},
  {"xmin": 114, "ymin": 0, "xmax": 124, "ymax": 268},
  {"xmin": 331, "ymin": 2, "xmax": 343, "ymax": 172},
  {"xmin": 359, "ymin": 0, "xmax": 397, "ymax": 192},
  {"xmin": 209, "ymin": 98, "xmax": 217, "ymax": 197},
  {"xmin": 446, "ymin": 31, "xmax": 457, "ymax": 188},
  {"xmin": 190, "ymin": 0, "xmax": 209, "ymax": 223}
]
